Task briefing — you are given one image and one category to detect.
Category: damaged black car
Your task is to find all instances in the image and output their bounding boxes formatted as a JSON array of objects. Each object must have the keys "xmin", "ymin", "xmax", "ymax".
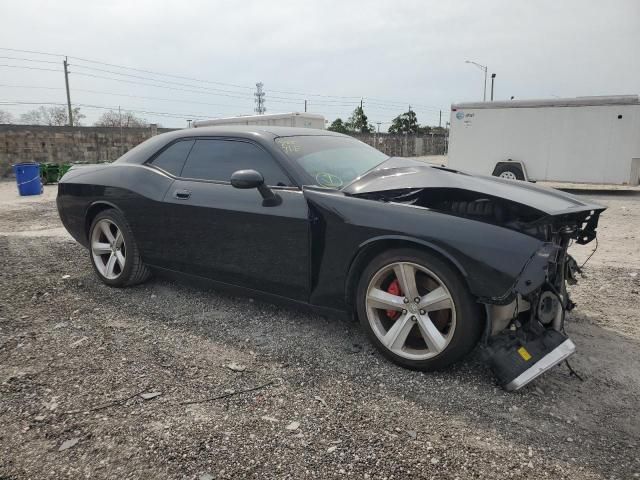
[{"xmin": 56, "ymin": 127, "xmax": 605, "ymax": 390}]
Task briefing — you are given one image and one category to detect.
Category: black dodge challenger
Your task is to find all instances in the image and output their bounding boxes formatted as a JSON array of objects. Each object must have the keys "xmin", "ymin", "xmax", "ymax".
[{"xmin": 57, "ymin": 126, "xmax": 604, "ymax": 390}]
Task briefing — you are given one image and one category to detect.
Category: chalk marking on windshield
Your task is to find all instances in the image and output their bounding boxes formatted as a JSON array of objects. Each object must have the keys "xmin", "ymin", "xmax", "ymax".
[
  {"xmin": 278, "ymin": 140, "xmax": 302, "ymax": 154},
  {"xmin": 315, "ymin": 172, "xmax": 343, "ymax": 188}
]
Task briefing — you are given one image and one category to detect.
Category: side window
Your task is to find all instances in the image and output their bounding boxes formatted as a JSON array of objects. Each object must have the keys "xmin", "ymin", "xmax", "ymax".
[
  {"xmin": 149, "ymin": 140, "xmax": 194, "ymax": 176},
  {"xmin": 180, "ymin": 139, "xmax": 291, "ymax": 186}
]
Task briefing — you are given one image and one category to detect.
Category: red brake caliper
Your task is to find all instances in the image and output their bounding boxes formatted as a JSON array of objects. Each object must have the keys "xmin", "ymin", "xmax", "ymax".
[{"xmin": 386, "ymin": 279, "xmax": 402, "ymax": 320}]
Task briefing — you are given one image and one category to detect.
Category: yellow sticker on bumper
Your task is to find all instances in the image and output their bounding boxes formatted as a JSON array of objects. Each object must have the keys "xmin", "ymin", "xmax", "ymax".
[{"xmin": 518, "ymin": 347, "xmax": 532, "ymax": 361}]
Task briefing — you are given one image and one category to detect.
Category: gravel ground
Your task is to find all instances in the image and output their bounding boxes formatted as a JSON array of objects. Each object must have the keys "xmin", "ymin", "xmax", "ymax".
[{"xmin": 0, "ymin": 181, "xmax": 639, "ymax": 479}]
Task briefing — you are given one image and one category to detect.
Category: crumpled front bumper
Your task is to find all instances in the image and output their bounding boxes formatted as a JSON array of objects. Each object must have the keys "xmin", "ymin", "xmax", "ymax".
[{"xmin": 483, "ymin": 241, "xmax": 580, "ymax": 391}]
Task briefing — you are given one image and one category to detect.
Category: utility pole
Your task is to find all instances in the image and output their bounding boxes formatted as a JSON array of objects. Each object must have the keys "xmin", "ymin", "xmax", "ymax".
[
  {"xmin": 118, "ymin": 106, "xmax": 124, "ymax": 155},
  {"xmin": 439, "ymin": 110, "xmax": 442, "ymax": 127},
  {"xmin": 304, "ymin": 100, "xmax": 307, "ymax": 113},
  {"xmin": 360, "ymin": 98, "xmax": 363, "ymax": 110},
  {"xmin": 490, "ymin": 73, "xmax": 496, "ymax": 101},
  {"xmin": 63, "ymin": 57, "xmax": 73, "ymax": 126},
  {"xmin": 254, "ymin": 82, "xmax": 266, "ymax": 114},
  {"xmin": 376, "ymin": 122, "xmax": 381, "ymax": 133}
]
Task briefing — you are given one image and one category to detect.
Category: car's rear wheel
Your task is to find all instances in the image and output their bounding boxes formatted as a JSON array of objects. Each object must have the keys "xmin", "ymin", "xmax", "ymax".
[
  {"xmin": 356, "ymin": 248, "xmax": 482, "ymax": 371},
  {"xmin": 89, "ymin": 209, "xmax": 150, "ymax": 287}
]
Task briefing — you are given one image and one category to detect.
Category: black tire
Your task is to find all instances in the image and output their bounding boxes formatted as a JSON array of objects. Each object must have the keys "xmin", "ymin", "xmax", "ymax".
[
  {"xmin": 493, "ymin": 163, "xmax": 525, "ymax": 181},
  {"xmin": 356, "ymin": 248, "xmax": 483, "ymax": 371},
  {"xmin": 88, "ymin": 209, "xmax": 151, "ymax": 287}
]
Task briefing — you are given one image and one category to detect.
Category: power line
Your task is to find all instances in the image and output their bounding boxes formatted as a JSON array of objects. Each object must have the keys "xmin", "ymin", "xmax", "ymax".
[
  {"xmin": 67, "ymin": 55, "xmax": 435, "ymax": 108},
  {"xmin": 0, "ymin": 55, "xmax": 61, "ymax": 65},
  {"xmin": 0, "ymin": 49, "xmax": 449, "ymax": 121},
  {"xmin": 0, "ymin": 84, "xmax": 258, "ymax": 109},
  {"xmin": 68, "ymin": 54, "xmax": 422, "ymax": 106},
  {"xmin": 59, "ymin": 70, "xmax": 408, "ymax": 110},
  {"xmin": 68, "ymin": 64, "xmax": 442, "ymax": 110},
  {"xmin": 0, "ymin": 100, "xmax": 218, "ymax": 120},
  {"xmin": 0, "ymin": 64, "xmax": 291, "ymax": 106},
  {"xmin": 1, "ymin": 99, "xmax": 443, "ymax": 127},
  {"xmin": 68, "ymin": 55, "xmax": 255, "ymax": 91},
  {"xmin": 0, "ymin": 63, "xmax": 62, "ymax": 73},
  {"xmin": 0, "ymin": 48, "xmax": 442, "ymax": 110},
  {"xmin": 0, "ymin": 82, "xmax": 354, "ymax": 111},
  {"xmin": 0, "ymin": 47, "xmax": 65, "ymax": 57},
  {"xmin": 67, "ymin": 71, "xmax": 255, "ymax": 100},
  {"xmin": 69, "ymin": 63, "xmax": 257, "ymax": 97}
]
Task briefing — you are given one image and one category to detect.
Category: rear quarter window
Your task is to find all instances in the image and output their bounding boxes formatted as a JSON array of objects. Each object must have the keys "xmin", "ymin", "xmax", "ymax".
[{"xmin": 149, "ymin": 140, "xmax": 195, "ymax": 176}]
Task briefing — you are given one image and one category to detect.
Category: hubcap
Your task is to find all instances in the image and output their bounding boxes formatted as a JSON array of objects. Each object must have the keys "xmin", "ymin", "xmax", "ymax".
[
  {"xmin": 365, "ymin": 262, "xmax": 456, "ymax": 360},
  {"xmin": 91, "ymin": 219, "xmax": 126, "ymax": 280},
  {"xmin": 499, "ymin": 171, "xmax": 517, "ymax": 180}
]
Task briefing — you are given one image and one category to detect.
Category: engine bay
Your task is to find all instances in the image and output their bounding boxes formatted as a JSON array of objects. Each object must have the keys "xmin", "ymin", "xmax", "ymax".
[{"xmin": 354, "ymin": 186, "xmax": 601, "ymax": 243}]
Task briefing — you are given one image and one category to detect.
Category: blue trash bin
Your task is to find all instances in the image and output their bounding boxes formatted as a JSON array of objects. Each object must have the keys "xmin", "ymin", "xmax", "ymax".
[{"xmin": 13, "ymin": 163, "xmax": 42, "ymax": 196}]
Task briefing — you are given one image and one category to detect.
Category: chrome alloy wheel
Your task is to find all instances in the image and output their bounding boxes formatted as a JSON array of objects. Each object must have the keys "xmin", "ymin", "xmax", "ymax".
[
  {"xmin": 499, "ymin": 170, "xmax": 517, "ymax": 180},
  {"xmin": 365, "ymin": 262, "xmax": 456, "ymax": 360},
  {"xmin": 91, "ymin": 218, "xmax": 126, "ymax": 280}
]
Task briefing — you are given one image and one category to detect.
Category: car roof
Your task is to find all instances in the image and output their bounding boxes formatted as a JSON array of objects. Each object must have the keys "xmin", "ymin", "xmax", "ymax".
[
  {"xmin": 179, "ymin": 125, "xmax": 345, "ymax": 138},
  {"xmin": 116, "ymin": 126, "xmax": 347, "ymax": 165}
]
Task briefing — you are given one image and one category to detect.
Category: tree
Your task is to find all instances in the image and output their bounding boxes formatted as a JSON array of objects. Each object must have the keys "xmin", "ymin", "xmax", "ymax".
[
  {"xmin": 94, "ymin": 110, "xmax": 149, "ymax": 128},
  {"xmin": 327, "ymin": 118, "xmax": 349, "ymax": 134},
  {"xmin": 18, "ymin": 109, "xmax": 43, "ymax": 125},
  {"xmin": 429, "ymin": 126, "xmax": 448, "ymax": 135},
  {"xmin": 345, "ymin": 105, "xmax": 374, "ymax": 133},
  {"xmin": 0, "ymin": 109, "xmax": 14, "ymax": 124},
  {"xmin": 388, "ymin": 109, "xmax": 419, "ymax": 134},
  {"xmin": 19, "ymin": 106, "xmax": 84, "ymax": 126}
]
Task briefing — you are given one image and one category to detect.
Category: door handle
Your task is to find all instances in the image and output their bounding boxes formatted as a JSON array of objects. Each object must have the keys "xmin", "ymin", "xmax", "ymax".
[{"xmin": 173, "ymin": 189, "xmax": 191, "ymax": 200}]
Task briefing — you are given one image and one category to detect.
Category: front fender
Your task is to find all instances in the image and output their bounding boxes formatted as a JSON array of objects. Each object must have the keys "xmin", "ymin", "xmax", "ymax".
[{"xmin": 303, "ymin": 188, "xmax": 544, "ymax": 309}]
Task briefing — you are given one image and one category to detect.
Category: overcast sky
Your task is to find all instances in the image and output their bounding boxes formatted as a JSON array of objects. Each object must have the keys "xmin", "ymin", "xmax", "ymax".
[{"xmin": 1, "ymin": 0, "xmax": 638, "ymax": 129}]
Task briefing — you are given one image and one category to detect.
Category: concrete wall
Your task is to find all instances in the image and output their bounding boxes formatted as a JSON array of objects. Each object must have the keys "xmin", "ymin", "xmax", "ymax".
[
  {"xmin": 352, "ymin": 133, "xmax": 448, "ymax": 157},
  {"xmin": 0, "ymin": 124, "xmax": 174, "ymax": 177},
  {"xmin": 0, "ymin": 125, "xmax": 448, "ymax": 177}
]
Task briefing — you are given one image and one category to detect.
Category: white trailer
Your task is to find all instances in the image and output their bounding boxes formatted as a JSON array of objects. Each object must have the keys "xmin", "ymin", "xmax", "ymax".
[
  {"xmin": 192, "ymin": 112, "xmax": 326, "ymax": 130},
  {"xmin": 448, "ymin": 95, "xmax": 640, "ymax": 185}
]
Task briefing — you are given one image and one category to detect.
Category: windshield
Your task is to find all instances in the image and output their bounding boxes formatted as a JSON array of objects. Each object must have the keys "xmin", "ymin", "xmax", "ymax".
[{"xmin": 275, "ymin": 135, "xmax": 389, "ymax": 188}]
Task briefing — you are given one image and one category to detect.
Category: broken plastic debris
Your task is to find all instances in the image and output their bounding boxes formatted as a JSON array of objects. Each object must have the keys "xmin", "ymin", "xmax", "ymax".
[
  {"xmin": 225, "ymin": 362, "xmax": 246, "ymax": 372},
  {"xmin": 140, "ymin": 392, "xmax": 162, "ymax": 400},
  {"xmin": 58, "ymin": 438, "xmax": 79, "ymax": 451},
  {"xmin": 285, "ymin": 421, "xmax": 300, "ymax": 431}
]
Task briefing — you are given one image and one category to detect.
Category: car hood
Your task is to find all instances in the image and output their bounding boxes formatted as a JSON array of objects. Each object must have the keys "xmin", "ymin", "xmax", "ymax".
[{"xmin": 343, "ymin": 157, "xmax": 605, "ymax": 216}]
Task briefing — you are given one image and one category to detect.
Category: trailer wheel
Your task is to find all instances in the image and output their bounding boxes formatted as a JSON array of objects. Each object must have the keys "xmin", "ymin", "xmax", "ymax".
[{"xmin": 493, "ymin": 163, "xmax": 525, "ymax": 181}]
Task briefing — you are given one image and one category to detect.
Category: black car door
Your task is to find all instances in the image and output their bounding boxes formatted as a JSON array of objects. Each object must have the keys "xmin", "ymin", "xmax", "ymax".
[{"xmin": 161, "ymin": 138, "xmax": 310, "ymax": 302}]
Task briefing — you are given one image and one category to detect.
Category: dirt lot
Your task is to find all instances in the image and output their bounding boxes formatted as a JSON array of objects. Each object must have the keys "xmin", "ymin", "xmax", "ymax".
[{"xmin": 0, "ymin": 180, "xmax": 638, "ymax": 479}]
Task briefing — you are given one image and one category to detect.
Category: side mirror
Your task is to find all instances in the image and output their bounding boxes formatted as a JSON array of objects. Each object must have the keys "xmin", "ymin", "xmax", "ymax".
[
  {"xmin": 230, "ymin": 169, "xmax": 281, "ymax": 207},
  {"xmin": 230, "ymin": 169, "xmax": 264, "ymax": 189}
]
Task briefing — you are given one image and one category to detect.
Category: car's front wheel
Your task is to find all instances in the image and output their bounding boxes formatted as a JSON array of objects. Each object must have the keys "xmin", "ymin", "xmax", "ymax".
[
  {"xmin": 356, "ymin": 248, "xmax": 482, "ymax": 371},
  {"xmin": 89, "ymin": 209, "xmax": 151, "ymax": 287}
]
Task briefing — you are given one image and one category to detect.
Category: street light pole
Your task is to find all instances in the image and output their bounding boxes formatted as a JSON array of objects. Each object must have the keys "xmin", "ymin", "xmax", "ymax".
[
  {"xmin": 490, "ymin": 73, "xmax": 496, "ymax": 101},
  {"xmin": 465, "ymin": 60, "xmax": 488, "ymax": 101}
]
